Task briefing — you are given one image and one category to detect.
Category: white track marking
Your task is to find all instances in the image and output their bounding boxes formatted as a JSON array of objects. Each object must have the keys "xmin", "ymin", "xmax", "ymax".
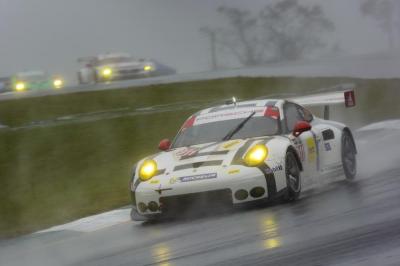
[
  {"xmin": 36, "ymin": 208, "xmax": 132, "ymax": 234},
  {"xmin": 358, "ymin": 119, "xmax": 400, "ymax": 132}
]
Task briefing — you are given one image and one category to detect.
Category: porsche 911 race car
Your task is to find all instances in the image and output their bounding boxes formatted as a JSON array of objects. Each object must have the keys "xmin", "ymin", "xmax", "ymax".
[
  {"xmin": 129, "ymin": 85, "xmax": 357, "ymax": 221},
  {"xmin": 11, "ymin": 71, "xmax": 64, "ymax": 92},
  {"xmin": 77, "ymin": 53, "xmax": 176, "ymax": 84}
]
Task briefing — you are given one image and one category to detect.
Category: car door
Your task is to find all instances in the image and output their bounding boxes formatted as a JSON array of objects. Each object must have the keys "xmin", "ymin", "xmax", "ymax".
[
  {"xmin": 316, "ymin": 126, "xmax": 342, "ymax": 173},
  {"xmin": 284, "ymin": 102, "xmax": 320, "ymax": 181}
]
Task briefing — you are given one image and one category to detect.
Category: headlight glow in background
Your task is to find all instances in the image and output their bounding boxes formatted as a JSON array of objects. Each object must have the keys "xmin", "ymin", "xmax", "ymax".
[
  {"xmin": 101, "ymin": 67, "xmax": 113, "ymax": 78},
  {"xmin": 53, "ymin": 79, "xmax": 63, "ymax": 89},
  {"xmin": 15, "ymin": 82, "xmax": 26, "ymax": 91}
]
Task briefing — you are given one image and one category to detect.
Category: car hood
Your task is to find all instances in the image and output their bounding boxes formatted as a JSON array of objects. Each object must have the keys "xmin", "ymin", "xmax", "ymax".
[{"xmin": 138, "ymin": 136, "xmax": 284, "ymax": 176}]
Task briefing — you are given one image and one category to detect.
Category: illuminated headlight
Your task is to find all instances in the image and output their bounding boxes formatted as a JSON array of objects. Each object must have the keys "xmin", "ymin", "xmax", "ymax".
[
  {"xmin": 101, "ymin": 67, "xmax": 113, "ymax": 78},
  {"xmin": 243, "ymin": 145, "xmax": 268, "ymax": 167},
  {"xmin": 143, "ymin": 65, "xmax": 153, "ymax": 72},
  {"xmin": 139, "ymin": 159, "xmax": 158, "ymax": 181},
  {"xmin": 15, "ymin": 82, "xmax": 26, "ymax": 91},
  {"xmin": 53, "ymin": 79, "xmax": 63, "ymax": 89}
]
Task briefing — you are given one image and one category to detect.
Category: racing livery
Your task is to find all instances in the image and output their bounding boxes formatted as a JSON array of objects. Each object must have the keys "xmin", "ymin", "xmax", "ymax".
[
  {"xmin": 11, "ymin": 71, "xmax": 64, "ymax": 92},
  {"xmin": 77, "ymin": 53, "xmax": 176, "ymax": 84},
  {"xmin": 129, "ymin": 86, "xmax": 357, "ymax": 221}
]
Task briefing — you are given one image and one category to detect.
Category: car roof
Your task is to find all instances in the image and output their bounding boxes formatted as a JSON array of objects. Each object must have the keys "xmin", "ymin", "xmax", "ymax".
[
  {"xmin": 97, "ymin": 53, "xmax": 132, "ymax": 60},
  {"xmin": 16, "ymin": 70, "xmax": 46, "ymax": 78},
  {"xmin": 184, "ymin": 99, "xmax": 285, "ymax": 126},
  {"xmin": 198, "ymin": 99, "xmax": 283, "ymax": 115}
]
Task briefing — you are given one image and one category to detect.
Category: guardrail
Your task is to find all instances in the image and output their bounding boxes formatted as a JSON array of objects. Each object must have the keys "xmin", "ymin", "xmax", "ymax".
[{"xmin": 2, "ymin": 53, "xmax": 400, "ymax": 101}]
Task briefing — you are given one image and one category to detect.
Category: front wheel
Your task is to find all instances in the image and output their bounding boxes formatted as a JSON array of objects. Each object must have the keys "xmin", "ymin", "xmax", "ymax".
[
  {"xmin": 342, "ymin": 130, "xmax": 357, "ymax": 180},
  {"xmin": 284, "ymin": 150, "xmax": 301, "ymax": 201}
]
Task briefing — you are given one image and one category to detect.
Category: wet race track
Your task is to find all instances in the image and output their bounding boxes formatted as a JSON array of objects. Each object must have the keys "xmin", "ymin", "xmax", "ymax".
[{"xmin": 1, "ymin": 125, "xmax": 400, "ymax": 266}]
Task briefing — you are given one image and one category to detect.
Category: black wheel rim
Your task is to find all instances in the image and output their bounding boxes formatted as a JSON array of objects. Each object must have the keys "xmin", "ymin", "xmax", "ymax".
[
  {"xmin": 343, "ymin": 134, "xmax": 356, "ymax": 176},
  {"xmin": 286, "ymin": 154, "xmax": 300, "ymax": 193}
]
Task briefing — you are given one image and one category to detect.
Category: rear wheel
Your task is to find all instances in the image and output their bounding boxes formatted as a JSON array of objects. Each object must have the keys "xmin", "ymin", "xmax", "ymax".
[
  {"xmin": 284, "ymin": 150, "xmax": 301, "ymax": 201},
  {"xmin": 342, "ymin": 130, "xmax": 357, "ymax": 180}
]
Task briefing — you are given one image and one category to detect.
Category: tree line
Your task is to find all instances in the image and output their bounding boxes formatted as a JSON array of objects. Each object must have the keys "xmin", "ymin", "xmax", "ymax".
[{"xmin": 201, "ymin": 0, "xmax": 400, "ymax": 69}]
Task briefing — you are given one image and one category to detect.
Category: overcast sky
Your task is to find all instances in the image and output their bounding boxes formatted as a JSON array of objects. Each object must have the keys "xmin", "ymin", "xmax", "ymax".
[{"xmin": 0, "ymin": 0, "xmax": 389, "ymax": 82}]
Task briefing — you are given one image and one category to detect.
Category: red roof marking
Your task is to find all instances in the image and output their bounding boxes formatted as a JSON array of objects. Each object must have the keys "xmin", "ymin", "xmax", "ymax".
[
  {"xmin": 264, "ymin": 106, "xmax": 280, "ymax": 120},
  {"xmin": 182, "ymin": 115, "xmax": 196, "ymax": 129}
]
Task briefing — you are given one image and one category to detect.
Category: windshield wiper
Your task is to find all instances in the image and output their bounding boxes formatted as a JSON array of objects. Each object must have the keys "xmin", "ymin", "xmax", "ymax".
[{"xmin": 222, "ymin": 111, "xmax": 256, "ymax": 141}]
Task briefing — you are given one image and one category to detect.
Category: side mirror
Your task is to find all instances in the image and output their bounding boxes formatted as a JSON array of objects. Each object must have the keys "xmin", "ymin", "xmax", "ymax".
[
  {"xmin": 293, "ymin": 121, "xmax": 312, "ymax": 137},
  {"xmin": 158, "ymin": 139, "xmax": 171, "ymax": 151}
]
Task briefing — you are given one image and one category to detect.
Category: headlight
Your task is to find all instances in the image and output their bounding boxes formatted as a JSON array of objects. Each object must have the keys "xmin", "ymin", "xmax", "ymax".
[
  {"xmin": 243, "ymin": 145, "xmax": 268, "ymax": 167},
  {"xmin": 53, "ymin": 79, "xmax": 63, "ymax": 89},
  {"xmin": 143, "ymin": 65, "xmax": 153, "ymax": 72},
  {"xmin": 15, "ymin": 82, "xmax": 26, "ymax": 91},
  {"xmin": 101, "ymin": 67, "xmax": 113, "ymax": 78},
  {"xmin": 139, "ymin": 159, "xmax": 158, "ymax": 181}
]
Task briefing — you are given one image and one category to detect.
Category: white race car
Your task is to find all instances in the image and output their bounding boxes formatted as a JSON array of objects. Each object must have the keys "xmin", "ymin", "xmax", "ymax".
[
  {"xmin": 129, "ymin": 85, "xmax": 357, "ymax": 221},
  {"xmin": 77, "ymin": 53, "xmax": 176, "ymax": 84}
]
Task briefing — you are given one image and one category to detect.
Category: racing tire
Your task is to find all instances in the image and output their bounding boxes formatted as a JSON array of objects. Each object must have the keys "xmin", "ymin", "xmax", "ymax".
[
  {"xmin": 284, "ymin": 150, "xmax": 301, "ymax": 201},
  {"xmin": 341, "ymin": 130, "xmax": 357, "ymax": 180}
]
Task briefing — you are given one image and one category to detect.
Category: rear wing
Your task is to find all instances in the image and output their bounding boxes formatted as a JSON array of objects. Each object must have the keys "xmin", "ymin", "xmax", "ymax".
[
  {"xmin": 290, "ymin": 83, "xmax": 356, "ymax": 120},
  {"xmin": 77, "ymin": 56, "xmax": 98, "ymax": 65}
]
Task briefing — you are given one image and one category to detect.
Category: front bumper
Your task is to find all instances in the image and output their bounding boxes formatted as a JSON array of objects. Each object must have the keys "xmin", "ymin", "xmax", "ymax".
[
  {"xmin": 97, "ymin": 69, "xmax": 154, "ymax": 82},
  {"xmin": 131, "ymin": 189, "xmax": 232, "ymax": 221},
  {"xmin": 131, "ymin": 163, "xmax": 285, "ymax": 218}
]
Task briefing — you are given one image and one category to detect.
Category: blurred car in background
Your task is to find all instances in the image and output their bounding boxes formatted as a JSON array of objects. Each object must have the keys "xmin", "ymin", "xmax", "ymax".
[
  {"xmin": 0, "ymin": 76, "xmax": 11, "ymax": 93},
  {"xmin": 11, "ymin": 71, "xmax": 64, "ymax": 92},
  {"xmin": 77, "ymin": 53, "xmax": 176, "ymax": 84},
  {"xmin": 129, "ymin": 88, "xmax": 358, "ymax": 221}
]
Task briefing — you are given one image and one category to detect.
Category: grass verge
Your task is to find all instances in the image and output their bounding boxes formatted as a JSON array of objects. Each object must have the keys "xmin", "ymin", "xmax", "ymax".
[{"xmin": 0, "ymin": 77, "xmax": 399, "ymax": 237}]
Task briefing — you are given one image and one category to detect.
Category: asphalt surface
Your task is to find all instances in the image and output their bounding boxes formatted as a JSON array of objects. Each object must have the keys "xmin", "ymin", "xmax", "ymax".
[{"xmin": 0, "ymin": 126, "xmax": 399, "ymax": 266}]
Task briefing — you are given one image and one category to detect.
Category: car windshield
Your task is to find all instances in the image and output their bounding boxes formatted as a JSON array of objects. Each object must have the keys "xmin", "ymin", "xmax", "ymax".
[
  {"xmin": 97, "ymin": 57, "xmax": 133, "ymax": 65},
  {"xmin": 16, "ymin": 72, "xmax": 47, "ymax": 82},
  {"xmin": 172, "ymin": 116, "xmax": 279, "ymax": 148}
]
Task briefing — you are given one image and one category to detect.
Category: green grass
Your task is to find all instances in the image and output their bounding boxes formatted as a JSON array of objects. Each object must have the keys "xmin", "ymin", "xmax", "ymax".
[{"xmin": 0, "ymin": 77, "xmax": 399, "ymax": 237}]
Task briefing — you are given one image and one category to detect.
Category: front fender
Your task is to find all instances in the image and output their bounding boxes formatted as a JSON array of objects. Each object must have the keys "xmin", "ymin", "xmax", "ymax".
[{"xmin": 266, "ymin": 137, "xmax": 303, "ymax": 172}]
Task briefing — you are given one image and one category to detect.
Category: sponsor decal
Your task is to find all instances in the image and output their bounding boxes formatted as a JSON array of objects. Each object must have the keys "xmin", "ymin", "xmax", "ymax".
[
  {"xmin": 228, "ymin": 169, "xmax": 240, "ymax": 175},
  {"xmin": 306, "ymin": 137, "xmax": 316, "ymax": 163},
  {"xmin": 194, "ymin": 108, "xmax": 265, "ymax": 125},
  {"xmin": 180, "ymin": 173, "xmax": 217, "ymax": 182},
  {"xmin": 265, "ymin": 164, "xmax": 283, "ymax": 174},
  {"xmin": 271, "ymin": 165, "xmax": 283, "ymax": 172},
  {"xmin": 310, "ymin": 131, "xmax": 321, "ymax": 171},
  {"xmin": 324, "ymin": 142, "xmax": 332, "ymax": 151},
  {"xmin": 209, "ymin": 103, "xmax": 257, "ymax": 113}
]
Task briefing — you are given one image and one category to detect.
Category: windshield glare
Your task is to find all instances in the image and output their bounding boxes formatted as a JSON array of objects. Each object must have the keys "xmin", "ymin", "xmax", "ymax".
[{"xmin": 172, "ymin": 116, "xmax": 279, "ymax": 148}]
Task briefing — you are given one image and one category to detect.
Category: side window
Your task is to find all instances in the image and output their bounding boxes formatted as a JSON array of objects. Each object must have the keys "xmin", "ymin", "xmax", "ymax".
[
  {"xmin": 297, "ymin": 105, "xmax": 313, "ymax": 122},
  {"xmin": 284, "ymin": 103, "xmax": 302, "ymax": 132}
]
